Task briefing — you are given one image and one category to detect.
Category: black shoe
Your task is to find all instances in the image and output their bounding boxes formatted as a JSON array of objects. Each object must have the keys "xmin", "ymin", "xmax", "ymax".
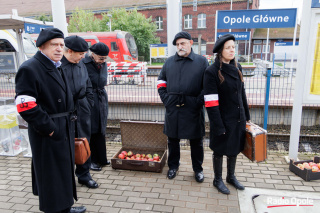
[
  {"xmin": 101, "ymin": 161, "xmax": 110, "ymax": 166},
  {"xmin": 226, "ymin": 175, "xmax": 245, "ymax": 190},
  {"xmin": 167, "ymin": 169, "xmax": 178, "ymax": 179},
  {"xmin": 90, "ymin": 163, "xmax": 102, "ymax": 171},
  {"xmin": 213, "ymin": 178, "xmax": 230, "ymax": 194},
  {"xmin": 78, "ymin": 179, "xmax": 99, "ymax": 189},
  {"xmin": 69, "ymin": 206, "xmax": 86, "ymax": 213},
  {"xmin": 195, "ymin": 171, "xmax": 204, "ymax": 183}
]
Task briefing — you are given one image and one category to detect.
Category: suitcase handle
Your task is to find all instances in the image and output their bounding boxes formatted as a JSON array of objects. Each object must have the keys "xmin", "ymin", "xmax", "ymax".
[{"xmin": 128, "ymin": 161, "xmax": 144, "ymax": 166}]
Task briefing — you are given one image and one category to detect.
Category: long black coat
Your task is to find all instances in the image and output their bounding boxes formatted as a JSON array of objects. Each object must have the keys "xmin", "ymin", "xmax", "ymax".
[
  {"xmin": 61, "ymin": 56, "xmax": 94, "ymax": 140},
  {"xmin": 15, "ymin": 51, "xmax": 77, "ymax": 212},
  {"xmin": 158, "ymin": 50, "xmax": 208, "ymax": 139},
  {"xmin": 203, "ymin": 58, "xmax": 250, "ymax": 156},
  {"xmin": 82, "ymin": 55, "xmax": 108, "ymax": 134}
]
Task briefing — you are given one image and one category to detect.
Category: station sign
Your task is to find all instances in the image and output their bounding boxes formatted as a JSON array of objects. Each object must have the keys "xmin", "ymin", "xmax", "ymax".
[
  {"xmin": 217, "ymin": 32, "xmax": 250, "ymax": 40},
  {"xmin": 24, "ymin": 23, "xmax": 52, "ymax": 34},
  {"xmin": 217, "ymin": 8, "xmax": 297, "ymax": 29}
]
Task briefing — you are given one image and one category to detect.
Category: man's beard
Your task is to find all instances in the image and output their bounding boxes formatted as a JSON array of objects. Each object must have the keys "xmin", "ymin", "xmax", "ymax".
[{"xmin": 177, "ymin": 48, "xmax": 187, "ymax": 56}]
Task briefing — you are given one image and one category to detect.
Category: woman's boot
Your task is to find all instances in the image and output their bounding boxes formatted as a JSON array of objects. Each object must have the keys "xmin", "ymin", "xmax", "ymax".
[
  {"xmin": 226, "ymin": 156, "xmax": 245, "ymax": 190},
  {"xmin": 213, "ymin": 154, "xmax": 230, "ymax": 194}
]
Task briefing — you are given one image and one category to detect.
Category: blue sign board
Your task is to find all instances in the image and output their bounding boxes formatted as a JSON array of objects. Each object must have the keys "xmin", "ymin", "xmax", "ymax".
[
  {"xmin": 312, "ymin": 0, "xmax": 320, "ymax": 8},
  {"xmin": 217, "ymin": 32, "xmax": 250, "ymax": 40},
  {"xmin": 275, "ymin": 41, "xmax": 299, "ymax": 46},
  {"xmin": 217, "ymin": 8, "xmax": 297, "ymax": 29},
  {"xmin": 150, "ymin": 44, "xmax": 167, "ymax": 48},
  {"xmin": 24, "ymin": 23, "xmax": 52, "ymax": 34}
]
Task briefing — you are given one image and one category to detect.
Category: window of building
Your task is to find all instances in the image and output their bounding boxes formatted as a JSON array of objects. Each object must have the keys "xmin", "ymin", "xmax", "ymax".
[
  {"xmin": 192, "ymin": 38, "xmax": 207, "ymax": 55},
  {"xmin": 184, "ymin": 14, "xmax": 192, "ymax": 29},
  {"xmin": 253, "ymin": 40, "xmax": 262, "ymax": 44},
  {"xmin": 198, "ymin": 13, "xmax": 206, "ymax": 28},
  {"xmin": 262, "ymin": 45, "xmax": 270, "ymax": 53},
  {"xmin": 155, "ymin": 16, "xmax": 163, "ymax": 30},
  {"xmin": 253, "ymin": 45, "xmax": 261, "ymax": 53}
]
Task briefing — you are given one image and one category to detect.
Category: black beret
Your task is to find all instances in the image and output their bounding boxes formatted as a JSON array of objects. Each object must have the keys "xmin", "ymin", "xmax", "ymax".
[
  {"xmin": 64, "ymin": 35, "xmax": 88, "ymax": 52},
  {"xmin": 172, "ymin": 31, "xmax": 192, "ymax": 45},
  {"xmin": 213, "ymin": 34, "xmax": 235, "ymax": 53},
  {"xmin": 89, "ymin": 42, "xmax": 109, "ymax": 56},
  {"xmin": 36, "ymin": 28, "xmax": 64, "ymax": 47}
]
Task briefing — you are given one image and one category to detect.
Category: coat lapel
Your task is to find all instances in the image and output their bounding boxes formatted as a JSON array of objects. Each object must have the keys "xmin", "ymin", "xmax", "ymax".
[{"xmin": 34, "ymin": 52, "xmax": 66, "ymax": 92}]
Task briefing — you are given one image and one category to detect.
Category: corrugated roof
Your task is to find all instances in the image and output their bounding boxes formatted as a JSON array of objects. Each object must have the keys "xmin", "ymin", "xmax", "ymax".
[
  {"xmin": 0, "ymin": 0, "xmax": 245, "ymax": 17},
  {"xmin": 252, "ymin": 25, "xmax": 300, "ymax": 39}
]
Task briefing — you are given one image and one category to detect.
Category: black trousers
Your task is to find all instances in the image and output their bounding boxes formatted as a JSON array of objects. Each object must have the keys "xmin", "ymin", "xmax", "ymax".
[
  {"xmin": 168, "ymin": 137, "xmax": 204, "ymax": 173},
  {"xmin": 90, "ymin": 133, "xmax": 108, "ymax": 165},
  {"xmin": 75, "ymin": 156, "xmax": 92, "ymax": 182}
]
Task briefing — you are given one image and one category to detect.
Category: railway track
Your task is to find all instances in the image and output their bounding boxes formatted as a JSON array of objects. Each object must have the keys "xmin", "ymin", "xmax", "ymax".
[{"xmin": 106, "ymin": 126, "xmax": 320, "ymax": 153}]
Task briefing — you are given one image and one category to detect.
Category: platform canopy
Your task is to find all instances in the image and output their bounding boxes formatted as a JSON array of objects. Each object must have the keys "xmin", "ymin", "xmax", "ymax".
[{"xmin": 0, "ymin": 10, "xmax": 53, "ymax": 66}]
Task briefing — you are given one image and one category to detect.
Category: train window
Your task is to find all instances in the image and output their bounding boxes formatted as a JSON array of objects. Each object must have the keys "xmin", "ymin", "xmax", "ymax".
[
  {"xmin": 0, "ymin": 40, "xmax": 15, "ymax": 52},
  {"xmin": 111, "ymin": 42, "xmax": 119, "ymax": 51}
]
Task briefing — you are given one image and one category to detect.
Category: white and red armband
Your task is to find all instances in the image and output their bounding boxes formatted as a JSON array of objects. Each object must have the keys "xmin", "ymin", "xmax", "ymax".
[
  {"xmin": 204, "ymin": 94, "xmax": 219, "ymax": 107},
  {"xmin": 157, "ymin": 80, "xmax": 167, "ymax": 89},
  {"xmin": 15, "ymin": 95, "xmax": 37, "ymax": 113}
]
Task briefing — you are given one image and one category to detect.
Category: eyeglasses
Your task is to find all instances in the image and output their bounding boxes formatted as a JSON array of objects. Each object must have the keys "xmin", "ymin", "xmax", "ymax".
[{"xmin": 93, "ymin": 53, "xmax": 107, "ymax": 61}]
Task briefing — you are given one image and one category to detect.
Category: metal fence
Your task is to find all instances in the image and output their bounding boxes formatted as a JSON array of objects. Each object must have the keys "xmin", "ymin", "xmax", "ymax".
[{"xmin": 1, "ymin": 67, "xmax": 319, "ymax": 154}]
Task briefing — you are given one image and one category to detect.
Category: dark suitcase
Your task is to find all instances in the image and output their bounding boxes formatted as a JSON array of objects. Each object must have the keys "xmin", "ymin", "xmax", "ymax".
[
  {"xmin": 111, "ymin": 120, "xmax": 167, "ymax": 173},
  {"xmin": 242, "ymin": 122, "xmax": 267, "ymax": 162}
]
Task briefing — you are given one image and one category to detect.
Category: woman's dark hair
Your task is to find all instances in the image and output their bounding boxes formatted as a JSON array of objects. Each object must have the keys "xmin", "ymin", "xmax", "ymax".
[{"xmin": 216, "ymin": 44, "xmax": 244, "ymax": 84}]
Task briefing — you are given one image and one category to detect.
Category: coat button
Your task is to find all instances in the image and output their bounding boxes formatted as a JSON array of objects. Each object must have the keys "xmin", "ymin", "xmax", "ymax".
[{"xmin": 58, "ymin": 99, "xmax": 62, "ymax": 102}]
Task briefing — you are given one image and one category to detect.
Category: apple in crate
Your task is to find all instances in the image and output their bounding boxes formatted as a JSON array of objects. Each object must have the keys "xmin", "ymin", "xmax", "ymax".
[
  {"xmin": 312, "ymin": 166, "xmax": 319, "ymax": 172},
  {"xmin": 127, "ymin": 151, "xmax": 133, "ymax": 157},
  {"xmin": 303, "ymin": 162, "xmax": 311, "ymax": 170},
  {"xmin": 118, "ymin": 153, "xmax": 125, "ymax": 159},
  {"xmin": 121, "ymin": 151, "xmax": 128, "ymax": 157},
  {"xmin": 153, "ymin": 156, "xmax": 160, "ymax": 161}
]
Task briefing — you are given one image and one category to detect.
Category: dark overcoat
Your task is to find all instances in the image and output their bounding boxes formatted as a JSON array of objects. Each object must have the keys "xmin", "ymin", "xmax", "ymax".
[
  {"xmin": 15, "ymin": 51, "xmax": 77, "ymax": 212},
  {"xmin": 158, "ymin": 50, "xmax": 208, "ymax": 139},
  {"xmin": 203, "ymin": 57, "xmax": 250, "ymax": 156},
  {"xmin": 61, "ymin": 56, "xmax": 94, "ymax": 140},
  {"xmin": 82, "ymin": 55, "xmax": 108, "ymax": 134}
]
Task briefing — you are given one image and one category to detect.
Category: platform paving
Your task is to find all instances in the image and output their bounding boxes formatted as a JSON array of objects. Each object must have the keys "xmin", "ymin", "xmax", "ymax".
[{"xmin": 0, "ymin": 144, "xmax": 319, "ymax": 213}]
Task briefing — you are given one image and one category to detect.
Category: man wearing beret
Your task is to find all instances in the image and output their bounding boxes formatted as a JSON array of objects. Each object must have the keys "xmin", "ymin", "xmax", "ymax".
[
  {"xmin": 15, "ymin": 28, "xmax": 86, "ymax": 212},
  {"xmin": 82, "ymin": 42, "xmax": 110, "ymax": 171},
  {"xmin": 157, "ymin": 31, "xmax": 208, "ymax": 182},
  {"xmin": 61, "ymin": 35, "xmax": 98, "ymax": 189}
]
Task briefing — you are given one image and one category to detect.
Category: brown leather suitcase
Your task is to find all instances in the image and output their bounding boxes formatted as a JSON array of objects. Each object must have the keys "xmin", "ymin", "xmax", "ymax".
[
  {"xmin": 75, "ymin": 138, "xmax": 91, "ymax": 165},
  {"xmin": 242, "ymin": 122, "xmax": 267, "ymax": 162},
  {"xmin": 111, "ymin": 121, "xmax": 167, "ymax": 173}
]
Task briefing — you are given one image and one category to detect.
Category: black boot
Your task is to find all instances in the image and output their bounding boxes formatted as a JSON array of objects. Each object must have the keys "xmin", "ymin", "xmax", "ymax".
[
  {"xmin": 213, "ymin": 154, "xmax": 230, "ymax": 194},
  {"xmin": 226, "ymin": 156, "xmax": 245, "ymax": 190}
]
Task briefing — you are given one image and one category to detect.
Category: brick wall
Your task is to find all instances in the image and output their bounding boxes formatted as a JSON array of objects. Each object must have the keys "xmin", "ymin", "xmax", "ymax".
[{"xmin": 139, "ymin": 1, "xmax": 254, "ymax": 55}]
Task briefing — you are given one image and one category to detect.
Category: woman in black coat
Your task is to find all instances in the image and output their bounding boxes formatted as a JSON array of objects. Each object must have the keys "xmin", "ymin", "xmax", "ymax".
[
  {"xmin": 203, "ymin": 34, "xmax": 250, "ymax": 194},
  {"xmin": 82, "ymin": 42, "xmax": 110, "ymax": 171}
]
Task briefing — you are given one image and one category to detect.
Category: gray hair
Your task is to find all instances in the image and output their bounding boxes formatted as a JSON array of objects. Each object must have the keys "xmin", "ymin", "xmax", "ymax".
[{"xmin": 63, "ymin": 46, "xmax": 70, "ymax": 52}]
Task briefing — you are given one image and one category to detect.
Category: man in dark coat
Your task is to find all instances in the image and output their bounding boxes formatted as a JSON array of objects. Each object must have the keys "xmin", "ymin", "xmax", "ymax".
[
  {"xmin": 62, "ymin": 35, "xmax": 98, "ymax": 189},
  {"xmin": 157, "ymin": 31, "xmax": 208, "ymax": 182},
  {"xmin": 15, "ymin": 28, "xmax": 86, "ymax": 213},
  {"xmin": 82, "ymin": 42, "xmax": 110, "ymax": 171}
]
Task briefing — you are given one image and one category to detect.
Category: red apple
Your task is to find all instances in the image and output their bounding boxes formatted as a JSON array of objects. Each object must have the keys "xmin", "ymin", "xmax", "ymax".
[
  {"xmin": 146, "ymin": 154, "xmax": 152, "ymax": 159},
  {"xmin": 141, "ymin": 154, "xmax": 146, "ymax": 158},
  {"xmin": 153, "ymin": 153, "xmax": 159, "ymax": 158},
  {"xmin": 118, "ymin": 153, "xmax": 125, "ymax": 159},
  {"xmin": 121, "ymin": 151, "xmax": 128, "ymax": 157},
  {"xmin": 148, "ymin": 158, "xmax": 154, "ymax": 161},
  {"xmin": 127, "ymin": 151, "xmax": 133, "ymax": 157},
  {"xmin": 136, "ymin": 157, "xmax": 141, "ymax": 161},
  {"xmin": 136, "ymin": 154, "xmax": 141, "ymax": 158},
  {"xmin": 312, "ymin": 166, "xmax": 319, "ymax": 172},
  {"xmin": 153, "ymin": 156, "xmax": 160, "ymax": 161},
  {"xmin": 126, "ymin": 157, "xmax": 130, "ymax": 160}
]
